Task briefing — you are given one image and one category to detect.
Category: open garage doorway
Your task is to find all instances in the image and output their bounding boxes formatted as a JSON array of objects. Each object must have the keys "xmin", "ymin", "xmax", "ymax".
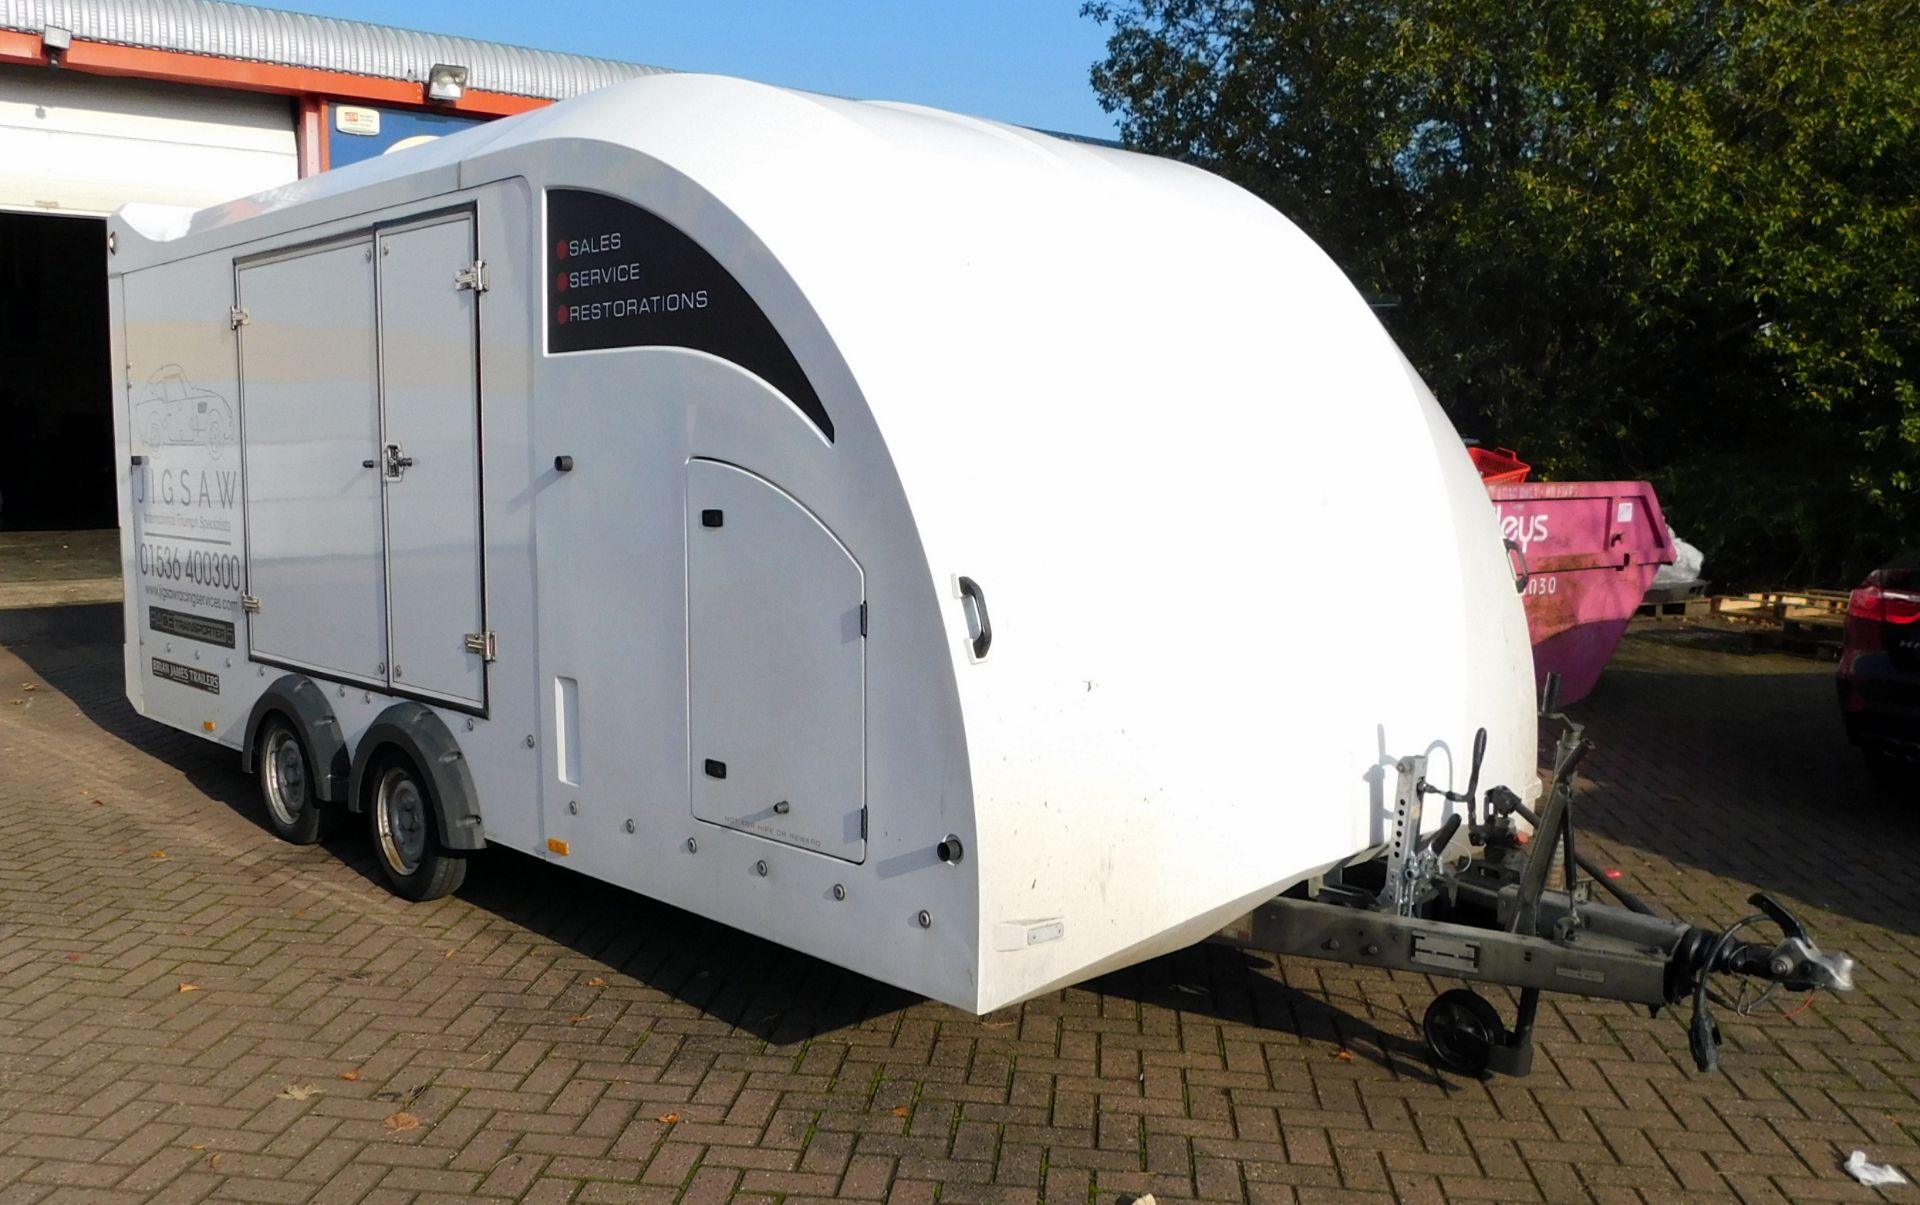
[{"xmin": 0, "ymin": 211, "xmax": 113, "ymax": 531}]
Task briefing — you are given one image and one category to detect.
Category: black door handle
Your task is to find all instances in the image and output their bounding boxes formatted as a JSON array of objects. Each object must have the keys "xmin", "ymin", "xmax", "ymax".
[
  {"xmin": 958, "ymin": 576, "xmax": 992, "ymax": 659},
  {"xmin": 1503, "ymin": 538, "xmax": 1530, "ymax": 594}
]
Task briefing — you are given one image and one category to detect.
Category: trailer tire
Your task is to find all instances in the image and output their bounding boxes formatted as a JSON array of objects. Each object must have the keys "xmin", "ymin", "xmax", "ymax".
[
  {"xmin": 365, "ymin": 751, "xmax": 468, "ymax": 901},
  {"xmin": 1423, "ymin": 988, "xmax": 1506, "ymax": 1077},
  {"xmin": 256, "ymin": 713, "xmax": 337, "ymax": 844}
]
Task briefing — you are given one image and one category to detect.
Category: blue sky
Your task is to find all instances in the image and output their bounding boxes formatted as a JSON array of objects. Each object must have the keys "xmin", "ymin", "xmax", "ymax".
[{"xmin": 287, "ymin": 1, "xmax": 1121, "ymax": 138}]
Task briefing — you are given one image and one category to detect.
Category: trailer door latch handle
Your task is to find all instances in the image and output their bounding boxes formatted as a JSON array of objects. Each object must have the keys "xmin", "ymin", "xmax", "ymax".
[
  {"xmin": 383, "ymin": 442, "xmax": 414, "ymax": 480},
  {"xmin": 958, "ymin": 576, "xmax": 992, "ymax": 660},
  {"xmin": 464, "ymin": 630, "xmax": 497, "ymax": 662}
]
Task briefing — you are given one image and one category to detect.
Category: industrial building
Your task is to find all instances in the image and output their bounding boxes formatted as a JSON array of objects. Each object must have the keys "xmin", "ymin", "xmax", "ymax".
[{"xmin": 0, "ymin": 0, "xmax": 659, "ymax": 529}]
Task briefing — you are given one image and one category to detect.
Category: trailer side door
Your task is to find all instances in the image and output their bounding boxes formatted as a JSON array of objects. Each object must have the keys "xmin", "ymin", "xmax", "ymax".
[
  {"xmin": 376, "ymin": 214, "xmax": 486, "ymax": 709},
  {"xmin": 237, "ymin": 237, "xmax": 388, "ymax": 685}
]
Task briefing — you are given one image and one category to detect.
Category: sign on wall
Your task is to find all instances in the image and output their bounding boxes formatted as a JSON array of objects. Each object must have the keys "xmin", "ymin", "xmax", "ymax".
[{"xmin": 327, "ymin": 104, "xmax": 485, "ymax": 168}]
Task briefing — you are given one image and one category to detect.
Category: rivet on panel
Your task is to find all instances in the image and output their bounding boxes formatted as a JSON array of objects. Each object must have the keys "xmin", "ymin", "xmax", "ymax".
[
  {"xmin": 832, "ymin": 884, "xmax": 847, "ymax": 901},
  {"xmin": 918, "ymin": 910, "xmax": 933, "ymax": 929},
  {"xmin": 566, "ymin": 800, "xmax": 578, "ymax": 815},
  {"xmin": 624, "ymin": 819, "xmax": 636, "ymax": 834},
  {"xmin": 525, "ymin": 734, "xmax": 536, "ymax": 748},
  {"xmin": 466, "ymin": 718, "xmax": 475, "ymax": 731},
  {"xmin": 755, "ymin": 860, "xmax": 769, "ymax": 877},
  {"xmin": 686, "ymin": 837, "xmax": 698, "ymax": 853}
]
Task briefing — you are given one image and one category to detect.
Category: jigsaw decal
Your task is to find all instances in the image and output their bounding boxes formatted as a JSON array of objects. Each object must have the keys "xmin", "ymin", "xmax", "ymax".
[
  {"xmin": 132, "ymin": 365, "xmax": 242, "ymax": 645},
  {"xmin": 546, "ymin": 189, "xmax": 833, "ymax": 440}
]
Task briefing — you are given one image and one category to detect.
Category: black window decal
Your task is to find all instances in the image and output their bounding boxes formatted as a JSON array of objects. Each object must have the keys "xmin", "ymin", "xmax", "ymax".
[{"xmin": 546, "ymin": 188, "xmax": 833, "ymax": 441}]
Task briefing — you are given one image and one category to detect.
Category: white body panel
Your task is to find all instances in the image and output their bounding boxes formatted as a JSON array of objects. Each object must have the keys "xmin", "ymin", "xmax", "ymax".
[
  {"xmin": 109, "ymin": 74, "xmax": 1536, "ymax": 1015},
  {"xmin": 0, "ymin": 66, "xmax": 294, "ymax": 215}
]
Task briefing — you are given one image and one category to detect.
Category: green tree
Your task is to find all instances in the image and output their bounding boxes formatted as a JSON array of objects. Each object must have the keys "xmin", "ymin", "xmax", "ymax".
[{"xmin": 1087, "ymin": 0, "xmax": 1920, "ymax": 586}]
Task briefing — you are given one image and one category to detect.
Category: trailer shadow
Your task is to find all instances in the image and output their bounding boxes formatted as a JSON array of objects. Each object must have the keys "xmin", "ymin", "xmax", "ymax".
[
  {"xmin": 1557, "ymin": 625, "xmax": 1920, "ymax": 938},
  {"xmin": 1086, "ymin": 942, "xmax": 1451, "ymax": 1088},
  {"xmin": 453, "ymin": 844, "xmax": 920, "ymax": 1040},
  {"xmin": 0, "ymin": 602, "xmax": 275, "ymax": 831}
]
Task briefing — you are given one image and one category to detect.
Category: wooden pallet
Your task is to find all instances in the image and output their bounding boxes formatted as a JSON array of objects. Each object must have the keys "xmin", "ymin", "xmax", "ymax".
[
  {"xmin": 1696, "ymin": 588, "xmax": 1850, "ymax": 660},
  {"xmin": 1637, "ymin": 593, "xmax": 1715, "ymax": 619},
  {"xmin": 1714, "ymin": 589, "xmax": 1851, "ymax": 622},
  {"xmin": 1636, "ymin": 580, "xmax": 1712, "ymax": 619}
]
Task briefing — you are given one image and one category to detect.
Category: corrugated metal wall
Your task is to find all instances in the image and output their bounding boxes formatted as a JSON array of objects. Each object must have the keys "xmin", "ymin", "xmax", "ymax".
[{"xmin": 1, "ymin": 0, "xmax": 665, "ymax": 100}]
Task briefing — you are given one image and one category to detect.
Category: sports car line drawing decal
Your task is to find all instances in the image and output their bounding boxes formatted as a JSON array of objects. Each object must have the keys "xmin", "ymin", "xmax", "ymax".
[{"xmin": 133, "ymin": 365, "xmax": 234, "ymax": 459}]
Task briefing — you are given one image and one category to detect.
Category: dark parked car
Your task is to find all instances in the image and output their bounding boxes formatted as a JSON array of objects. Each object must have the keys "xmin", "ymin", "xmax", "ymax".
[{"xmin": 1839, "ymin": 551, "xmax": 1920, "ymax": 787}]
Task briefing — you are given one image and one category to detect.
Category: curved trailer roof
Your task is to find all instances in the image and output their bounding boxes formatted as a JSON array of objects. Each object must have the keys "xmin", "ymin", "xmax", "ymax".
[{"xmin": 113, "ymin": 74, "xmax": 1539, "ymax": 1012}]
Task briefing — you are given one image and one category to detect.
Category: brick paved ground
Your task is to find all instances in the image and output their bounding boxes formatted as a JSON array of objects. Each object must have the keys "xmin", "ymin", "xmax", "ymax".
[{"xmin": 2, "ymin": 603, "xmax": 1917, "ymax": 1204}]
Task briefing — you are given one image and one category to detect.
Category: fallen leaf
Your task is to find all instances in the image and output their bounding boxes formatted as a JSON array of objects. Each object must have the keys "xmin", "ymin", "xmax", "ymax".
[
  {"xmin": 67, "ymin": 954, "xmax": 81, "ymax": 962},
  {"xmin": 569, "ymin": 1013, "xmax": 595, "ymax": 1024},
  {"xmin": 21, "ymin": 684, "xmax": 35, "ymax": 691},
  {"xmin": 8, "ymin": 699, "xmax": 23, "ymax": 706},
  {"xmin": 382, "ymin": 1111, "xmax": 420, "ymax": 1133},
  {"xmin": 90, "ymin": 799, "xmax": 104, "ymax": 807},
  {"xmin": 444, "ymin": 948, "xmax": 455, "ymax": 959},
  {"xmin": 189, "ymin": 1144, "xmax": 207, "ymax": 1151},
  {"xmin": 656, "ymin": 1112, "xmax": 681, "ymax": 1124},
  {"xmin": 207, "ymin": 1153, "xmax": 223, "ymax": 1170},
  {"xmin": 891, "ymin": 1105, "xmax": 911, "ymax": 1117},
  {"xmin": 586, "ymin": 977, "xmax": 606, "ymax": 987},
  {"xmin": 339, "ymin": 1070, "xmax": 361, "ymax": 1082},
  {"xmin": 276, "ymin": 1084, "xmax": 320, "ymax": 1101},
  {"xmin": 1333, "ymin": 1049, "xmax": 1355, "ymax": 1062},
  {"xmin": 150, "ymin": 850, "xmax": 168, "ymax": 859},
  {"xmin": 177, "ymin": 982, "xmax": 202, "ymax": 993}
]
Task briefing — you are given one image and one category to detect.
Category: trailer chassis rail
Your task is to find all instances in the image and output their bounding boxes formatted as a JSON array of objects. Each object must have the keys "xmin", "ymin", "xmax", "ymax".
[{"xmin": 1219, "ymin": 677, "xmax": 1857, "ymax": 1077}]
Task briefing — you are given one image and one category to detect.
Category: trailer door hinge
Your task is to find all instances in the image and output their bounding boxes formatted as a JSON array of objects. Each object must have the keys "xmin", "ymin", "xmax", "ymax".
[
  {"xmin": 454, "ymin": 260, "xmax": 489, "ymax": 293},
  {"xmin": 229, "ymin": 306, "xmax": 250, "ymax": 329},
  {"xmin": 860, "ymin": 807, "xmax": 868, "ymax": 840},
  {"xmin": 241, "ymin": 595, "xmax": 261, "ymax": 613},
  {"xmin": 859, "ymin": 601, "xmax": 868, "ymax": 637},
  {"xmin": 464, "ymin": 630, "xmax": 498, "ymax": 662}
]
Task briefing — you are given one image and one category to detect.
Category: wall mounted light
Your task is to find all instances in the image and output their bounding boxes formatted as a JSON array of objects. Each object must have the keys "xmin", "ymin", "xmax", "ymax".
[
  {"xmin": 41, "ymin": 24, "xmax": 70, "ymax": 66},
  {"xmin": 426, "ymin": 63, "xmax": 469, "ymax": 103}
]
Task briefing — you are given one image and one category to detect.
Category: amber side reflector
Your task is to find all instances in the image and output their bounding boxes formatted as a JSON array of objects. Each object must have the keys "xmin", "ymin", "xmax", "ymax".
[
  {"xmin": 548, "ymin": 838, "xmax": 570, "ymax": 856},
  {"xmin": 203, "ymin": 721, "xmax": 217, "ymax": 732}
]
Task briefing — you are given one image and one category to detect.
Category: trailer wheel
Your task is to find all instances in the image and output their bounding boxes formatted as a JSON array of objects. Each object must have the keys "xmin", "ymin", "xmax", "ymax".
[
  {"xmin": 1423, "ymin": 988, "xmax": 1506, "ymax": 1076},
  {"xmin": 257, "ymin": 715, "xmax": 336, "ymax": 844},
  {"xmin": 366, "ymin": 752, "xmax": 467, "ymax": 901}
]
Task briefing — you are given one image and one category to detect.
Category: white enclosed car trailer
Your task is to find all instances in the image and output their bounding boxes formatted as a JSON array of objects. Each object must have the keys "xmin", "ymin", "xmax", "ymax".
[{"xmin": 109, "ymin": 74, "xmax": 1852, "ymax": 1076}]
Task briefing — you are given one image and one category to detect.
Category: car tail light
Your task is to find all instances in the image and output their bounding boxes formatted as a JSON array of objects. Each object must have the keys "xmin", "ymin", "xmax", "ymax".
[{"xmin": 1849, "ymin": 584, "xmax": 1920, "ymax": 624}]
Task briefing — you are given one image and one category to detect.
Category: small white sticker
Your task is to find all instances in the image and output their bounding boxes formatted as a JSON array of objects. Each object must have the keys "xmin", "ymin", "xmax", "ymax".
[
  {"xmin": 1616, "ymin": 501, "xmax": 1634, "ymax": 524},
  {"xmin": 335, "ymin": 105, "xmax": 380, "ymax": 136}
]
